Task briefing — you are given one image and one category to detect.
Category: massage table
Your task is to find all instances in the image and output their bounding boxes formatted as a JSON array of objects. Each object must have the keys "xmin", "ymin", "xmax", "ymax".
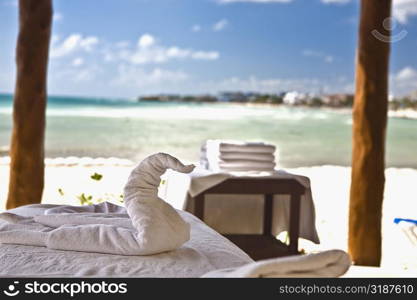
[
  {"xmin": 0, "ymin": 154, "xmax": 350, "ymax": 278},
  {"xmin": 0, "ymin": 204, "xmax": 253, "ymax": 277},
  {"xmin": 0, "ymin": 203, "xmax": 355, "ymax": 278}
]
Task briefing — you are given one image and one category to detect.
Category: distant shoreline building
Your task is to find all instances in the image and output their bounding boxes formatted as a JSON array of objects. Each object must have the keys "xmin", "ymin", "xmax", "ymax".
[{"xmin": 135, "ymin": 91, "xmax": 417, "ymax": 110}]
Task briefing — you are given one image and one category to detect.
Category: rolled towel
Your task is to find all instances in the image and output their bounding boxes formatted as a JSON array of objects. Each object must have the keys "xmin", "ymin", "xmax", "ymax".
[{"xmin": 201, "ymin": 250, "xmax": 351, "ymax": 278}]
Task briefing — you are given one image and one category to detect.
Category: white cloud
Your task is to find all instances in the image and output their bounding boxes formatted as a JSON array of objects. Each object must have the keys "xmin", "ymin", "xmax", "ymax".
[
  {"xmin": 192, "ymin": 25, "xmax": 202, "ymax": 32},
  {"xmin": 302, "ymin": 49, "xmax": 334, "ymax": 63},
  {"xmin": 72, "ymin": 57, "xmax": 84, "ymax": 67},
  {"xmin": 3, "ymin": 0, "xmax": 17, "ymax": 7},
  {"xmin": 109, "ymin": 34, "xmax": 219, "ymax": 64},
  {"xmin": 393, "ymin": 0, "xmax": 417, "ymax": 24},
  {"xmin": 73, "ymin": 69, "xmax": 95, "ymax": 82},
  {"xmin": 218, "ymin": 0, "xmax": 293, "ymax": 3},
  {"xmin": 241, "ymin": 66, "xmax": 417, "ymax": 96},
  {"xmin": 321, "ymin": 0, "xmax": 417, "ymax": 24},
  {"xmin": 111, "ymin": 65, "xmax": 188, "ymax": 88},
  {"xmin": 50, "ymin": 34, "xmax": 99, "ymax": 58},
  {"xmin": 396, "ymin": 66, "xmax": 417, "ymax": 81},
  {"xmin": 138, "ymin": 34, "xmax": 155, "ymax": 48},
  {"xmin": 200, "ymin": 76, "xmax": 330, "ymax": 94},
  {"xmin": 392, "ymin": 66, "xmax": 417, "ymax": 95},
  {"xmin": 53, "ymin": 12, "xmax": 63, "ymax": 22},
  {"xmin": 212, "ymin": 19, "xmax": 229, "ymax": 31},
  {"xmin": 51, "ymin": 64, "xmax": 100, "ymax": 84},
  {"xmin": 79, "ymin": 36, "xmax": 99, "ymax": 51},
  {"xmin": 191, "ymin": 51, "xmax": 220, "ymax": 60},
  {"xmin": 115, "ymin": 41, "xmax": 131, "ymax": 48}
]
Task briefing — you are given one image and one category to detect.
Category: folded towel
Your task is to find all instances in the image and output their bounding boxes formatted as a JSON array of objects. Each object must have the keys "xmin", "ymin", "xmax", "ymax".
[
  {"xmin": 203, "ymin": 140, "xmax": 276, "ymax": 154},
  {"xmin": 202, "ymin": 140, "xmax": 277, "ymax": 173},
  {"xmin": 44, "ymin": 201, "xmax": 126, "ymax": 215},
  {"xmin": 200, "ymin": 149, "xmax": 275, "ymax": 162},
  {"xmin": 0, "ymin": 153, "xmax": 195, "ymax": 256},
  {"xmin": 212, "ymin": 167, "xmax": 276, "ymax": 173},
  {"xmin": 218, "ymin": 152, "xmax": 275, "ymax": 162},
  {"xmin": 200, "ymin": 158, "xmax": 275, "ymax": 173},
  {"xmin": 201, "ymin": 250, "xmax": 351, "ymax": 278},
  {"xmin": 0, "ymin": 213, "xmax": 52, "ymax": 247},
  {"xmin": 35, "ymin": 213, "xmax": 132, "ymax": 229},
  {"xmin": 218, "ymin": 160, "xmax": 276, "ymax": 169}
]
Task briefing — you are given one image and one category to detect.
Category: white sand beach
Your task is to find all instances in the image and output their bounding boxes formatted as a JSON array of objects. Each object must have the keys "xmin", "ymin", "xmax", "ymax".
[
  {"xmin": 0, "ymin": 160, "xmax": 416, "ymax": 274},
  {"xmin": 388, "ymin": 109, "xmax": 417, "ymax": 120}
]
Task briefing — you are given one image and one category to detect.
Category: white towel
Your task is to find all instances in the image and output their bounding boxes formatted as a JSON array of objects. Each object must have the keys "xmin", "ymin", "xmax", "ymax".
[
  {"xmin": 202, "ymin": 140, "xmax": 276, "ymax": 173},
  {"xmin": 203, "ymin": 140, "xmax": 276, "ymax": 154},
  {"xmin": 202, "ymin": 250, "xmax": 351, "ymax": 278},
  {"xmin": 44, "ymin": 201, "xmax": 126, "ymax": 215},
  {"xmin": 219, "ymin": 152, "xmax": 275, "ymax": 162},
  {"xmin": 35, "ymin": 213, "xmax": 132, "ymax": 229},
  {"xmin": 200, "ymin": 150, "xmax": 275, "ymax": 163},
  {"xmin": 200, "ymin": 158, "xmax": 275, "ymax": 172},
  {"xmin": 218, "ymin": 160, "xmax": 276, "ymax": 169},
  {"xmin": 0, "ymin": 153, "xmax": 196, "ymax": 256},
  {"xmin": 123, "ymin": 153, "xmax": 195, "ymax": 254}
]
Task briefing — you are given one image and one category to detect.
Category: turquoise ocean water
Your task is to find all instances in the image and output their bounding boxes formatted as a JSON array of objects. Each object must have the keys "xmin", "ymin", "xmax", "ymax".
[{"xmin": 1, "ymin": 93, "xmax": 416, "ymax": 168}]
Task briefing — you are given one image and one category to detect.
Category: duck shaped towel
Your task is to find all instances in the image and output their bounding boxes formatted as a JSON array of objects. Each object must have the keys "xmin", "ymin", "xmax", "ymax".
[{"xmin": 0, "ymin": 153, "xmax": 195, "ymax": 255}]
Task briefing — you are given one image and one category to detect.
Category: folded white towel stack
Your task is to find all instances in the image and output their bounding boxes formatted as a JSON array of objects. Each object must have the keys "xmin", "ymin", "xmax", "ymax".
[{"xmin": 200, "ymin": 140, "xmax": 276, "ymax": 172}]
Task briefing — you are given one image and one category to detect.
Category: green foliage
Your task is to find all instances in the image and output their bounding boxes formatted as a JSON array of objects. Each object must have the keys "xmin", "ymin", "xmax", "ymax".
[
  {"xmin": 341, "ymin": 95, "xmax": 354, "ymax": 107},
  {"xmin": 57, "ymin": 171, "xmax": 123, "ymax": 206},
  {"xmin": 90, "ymin": 172, "xmax": 103, "ymax": 181},
  {"xmin": 389, "ymin": 98, "xmax": 417, "ymax": 111},
  {"xmin": 250, "ymin": 94, "xmax": 283, "ymax": 104},
  {"xmin": 77, "ymin": 193, "xmax": 94, "ymax": 205},
  {"xmin": 311, "ymin": 97, "xmax": 323, "ymax": 107},
  {"xmin": 269, "ymin": 95, "xmax": 283, "ymax": 104}
]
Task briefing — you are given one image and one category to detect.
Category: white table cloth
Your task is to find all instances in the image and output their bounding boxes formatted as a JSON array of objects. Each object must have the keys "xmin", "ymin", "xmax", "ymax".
[{"xmin": 160, "ymin": 167, "xmax": 320, "ymax": 244}]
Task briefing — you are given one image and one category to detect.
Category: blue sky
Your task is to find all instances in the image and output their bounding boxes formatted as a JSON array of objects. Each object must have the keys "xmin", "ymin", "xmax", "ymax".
[{"xmin": 1, "ymin": 0, "xmax": 417, "ymax": 98}]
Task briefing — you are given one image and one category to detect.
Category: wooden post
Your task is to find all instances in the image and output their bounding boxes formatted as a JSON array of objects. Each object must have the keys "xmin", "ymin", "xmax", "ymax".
[
  {"xmin": 6, "ymin": 0, "xmax": 52, "ymax": 209},
  {"xmin": 349, "ymin": 0, "xmax": 392, "ymax": 266}
]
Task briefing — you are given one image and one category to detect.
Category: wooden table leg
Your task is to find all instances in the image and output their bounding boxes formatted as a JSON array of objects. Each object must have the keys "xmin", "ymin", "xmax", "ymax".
[
  {"xmin": 289, "ymin": 192, "xmax": 301, "ymax": 254},
  {"xmin": 194, "ymin": 193, "xmax": 205, "ymax": 221},
  {"xmin": 263, "ymin": 194, "xmax": 273, "ymax": 235}
]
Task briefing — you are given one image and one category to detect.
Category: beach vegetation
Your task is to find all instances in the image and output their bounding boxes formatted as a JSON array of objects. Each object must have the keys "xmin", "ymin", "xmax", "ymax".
[
  {"xmin": 90, "ymin": 172, "xmax": 103, "ymax": 181},
  {"xmin": 136, "ymin": 91, "xmax": 417, "ymax": 114},
  {"xmin": 57, "ymin": 172, "xmax": 124, "ymax": 205},
  {"xmin": 77, "ymin": 193, "xmax": 95, "ymax": 205}
]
